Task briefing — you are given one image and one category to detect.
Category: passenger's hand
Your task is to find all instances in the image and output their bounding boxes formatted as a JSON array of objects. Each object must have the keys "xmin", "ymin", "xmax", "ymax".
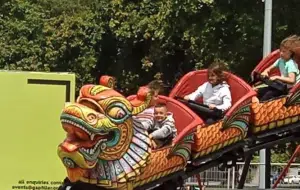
[
  {"xmin": 151, "ymin": 140, "xmax": 157, "ymax": 149},
  {"xmin": 183, "ymin": 96, "xmax": 189, "ymax": 100},
  {"xmin": 261, "ymin": 71, "xmax": 269, "ymax": 77},
  {"xmin": 209, "ymin": 104, "xmax": 216, "ymax": 110},
  {"xmin": 270, "ymin": 76, "xmax": 279, "ymax": 81}
]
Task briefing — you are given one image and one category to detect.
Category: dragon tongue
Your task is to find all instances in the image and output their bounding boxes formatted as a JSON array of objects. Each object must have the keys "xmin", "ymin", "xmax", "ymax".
[{"xmin": 61, "ymin": 141, "xmax": 79, "ymax": 152}]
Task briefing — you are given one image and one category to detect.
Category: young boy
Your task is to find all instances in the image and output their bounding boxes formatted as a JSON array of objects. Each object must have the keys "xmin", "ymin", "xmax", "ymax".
[{"xmin": 149, "ymin": 103, "xmax": 177, "ymax": 148}]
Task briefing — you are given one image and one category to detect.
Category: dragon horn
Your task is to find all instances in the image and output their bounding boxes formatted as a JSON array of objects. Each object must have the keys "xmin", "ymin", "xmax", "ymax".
[
  {"xmin": 130, "ymin": 86, "xmax": 153, "ymax": 115},
  {"xmin": 99, "ymin": 75, "xmax": 116, "ymax": 89}
]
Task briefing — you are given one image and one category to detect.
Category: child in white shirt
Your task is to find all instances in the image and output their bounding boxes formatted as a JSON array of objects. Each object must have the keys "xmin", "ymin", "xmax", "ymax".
[{"xmin": 183, "ymin": 61, "xmax": 232, "ymax": 124}]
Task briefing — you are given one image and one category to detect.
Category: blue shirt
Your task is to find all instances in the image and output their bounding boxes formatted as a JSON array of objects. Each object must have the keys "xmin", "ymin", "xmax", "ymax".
[{"xmin": 273, "ymin": 58, "xmax": 300, "ymax": 83}]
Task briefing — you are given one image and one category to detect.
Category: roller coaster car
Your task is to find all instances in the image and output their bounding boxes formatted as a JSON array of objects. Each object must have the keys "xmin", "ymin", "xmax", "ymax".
[
  {"xmin": 127, "ymin": 70, "xmax": 256, "ymax": 165},
  {"xmin": 169, "ymin": 69, "xmax": 256, "ymax": 122},
  {"xmin": 249, "ymin": 49, "xmax": 300, "ymax": 134},
  {"xmin": 167, "ymin": 69, "xmax": 256, "ymax": 160},
  {"xmin": 57, "ymin": 50, "xmax": 300, "ymax": 190},
  {"xmin": 251, "ymin": 49, "xmax": 300, "ymax": 93}
]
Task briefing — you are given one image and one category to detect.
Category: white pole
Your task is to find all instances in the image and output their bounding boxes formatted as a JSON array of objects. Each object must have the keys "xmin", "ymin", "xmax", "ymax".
[
  {"xmin": 259, "ymin": 0, "xmax": 272, "ymax": 189},
  {"xmin": 232, "ymin": 166, "xmax": 235, "ymax": 189},
  {"xmin": 227, "ymin": 168, "xmax": 231, "ymax": 189},
  {"xmin": 263, "ymin": 0, "xmax": 273, "ymax": 57}
]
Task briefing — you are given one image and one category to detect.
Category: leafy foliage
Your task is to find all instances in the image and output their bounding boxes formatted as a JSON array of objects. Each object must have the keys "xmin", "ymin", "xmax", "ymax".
[
  {"xmin": 2, "ymin": 0, "xmax": 300, "ymax": 94},
  {"xmin": 0, "ymin": 0, "xmax": 104, "ymax": 92}
]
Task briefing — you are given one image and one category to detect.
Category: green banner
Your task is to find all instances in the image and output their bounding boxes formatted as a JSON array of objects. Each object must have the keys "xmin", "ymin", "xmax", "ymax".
[{"xmin": 0, "ymin": 71, "xmax": 75, "ymax": 190}]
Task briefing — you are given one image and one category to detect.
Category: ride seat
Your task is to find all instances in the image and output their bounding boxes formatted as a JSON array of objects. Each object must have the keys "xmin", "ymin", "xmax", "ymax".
[
  {"xmin": 156, "ymin": 95, "xmax": 202, "ymax": 135},
  {"xmin": 169, "ymin": 69, "xmax": 252, "ymax": 113},
  {"xmin": 127, "ymin": 91, "xmax": 203, "ymax": 144},
  {"xmin": 251, "ymin": 49, "xmax": 300, "ymax": 79},
  {"xmin": 251, "ymin": 49, "xmax": 300, "ymax": 93}
]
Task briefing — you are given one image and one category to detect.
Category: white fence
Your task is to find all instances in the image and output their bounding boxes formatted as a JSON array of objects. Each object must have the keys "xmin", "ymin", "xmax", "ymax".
[{"xmin": 184, "ymin": 162, "xmax": 300, "ymax": 189}]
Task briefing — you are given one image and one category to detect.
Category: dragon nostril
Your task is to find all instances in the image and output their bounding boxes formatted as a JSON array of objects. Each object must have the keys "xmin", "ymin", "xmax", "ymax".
[
  {"xmin": 63, "ymin": 157, "xmax": 76, "ymax": 168},
  {"xmin": 87, "ymin": 114, "xmax": 98, "ymax": 125},
  {"xmin": 88, "ymin": 114, "xmax": 96, "ymax": 120}
]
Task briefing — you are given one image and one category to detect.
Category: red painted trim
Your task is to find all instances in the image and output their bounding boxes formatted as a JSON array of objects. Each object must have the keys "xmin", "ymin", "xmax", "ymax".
[
  {"xmin": 127, "ymin": 95, "xmax": 136, "ymax": 101},
  {"xmin": 289, "ymin": 81, "xmax": 300, "ymax": 94},
  {"xmin": 169, "ymin": 70, "xmax": 208, "ymax": 98},
  {"xmin": 251, "ymin": 49, "xmax": 280, "ymax": 77},
  {"xmin": 158, "ymin": 95, "xmax": 203, "ymax": 145},
  {"xmin": 272, "ymin": 145, "xmax": 300, "ymax": 189},
  {"xmin": 224, "ymin": 90, "xmax": 257, "ymax": 117}
]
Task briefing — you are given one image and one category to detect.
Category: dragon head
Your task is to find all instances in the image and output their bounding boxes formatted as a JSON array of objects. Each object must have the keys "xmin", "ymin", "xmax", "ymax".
[{"xmin": 57, "ymin": 84, "xmax": 152, "ymax": 188}]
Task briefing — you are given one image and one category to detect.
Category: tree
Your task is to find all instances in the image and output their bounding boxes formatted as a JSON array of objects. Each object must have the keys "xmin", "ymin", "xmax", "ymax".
[
  {"xmin": 1, "ymin": 0, "xmax": 300, "ymax": 96},
  {"xmin": 0, "ymin": 0, "xmax": 104, "ymax": 92}
]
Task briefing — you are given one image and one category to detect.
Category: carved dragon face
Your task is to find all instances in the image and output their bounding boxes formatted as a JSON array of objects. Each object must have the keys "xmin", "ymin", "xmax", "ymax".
[{"xmin": 57, "ymin": 85, "xmax": 152, "ymax": 188}]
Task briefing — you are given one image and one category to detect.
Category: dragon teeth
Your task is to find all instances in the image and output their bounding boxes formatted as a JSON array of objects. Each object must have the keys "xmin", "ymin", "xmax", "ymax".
[
  {"xmin": 61, "ymin": 119, "xmax": 108, "ymax": 155},
  {"xmin": 79, "ymin": 139, "xmax": 104, "ymax": 155},
  {"xmin": 90, "ymin": 134, "xmax": 95, "ymax": 141},
  {"xmin": 62, "ymin": 119, "xmax": 92, "ymax": 135}
]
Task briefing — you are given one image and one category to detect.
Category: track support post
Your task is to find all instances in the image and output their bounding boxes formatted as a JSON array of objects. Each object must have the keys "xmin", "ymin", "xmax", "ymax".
[{"xmin": 237, "ymin": 154, "xmax": 253, "ymax": 189}]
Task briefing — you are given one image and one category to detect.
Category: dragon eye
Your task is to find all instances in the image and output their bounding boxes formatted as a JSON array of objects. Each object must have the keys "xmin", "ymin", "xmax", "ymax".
[
  {"xmin": 107, "ymin": 107, "xmax": 126, "ymax": 119},
  {"xmin": 106, "ymin": 103, "xmax": 130, "ymax": 123}
]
